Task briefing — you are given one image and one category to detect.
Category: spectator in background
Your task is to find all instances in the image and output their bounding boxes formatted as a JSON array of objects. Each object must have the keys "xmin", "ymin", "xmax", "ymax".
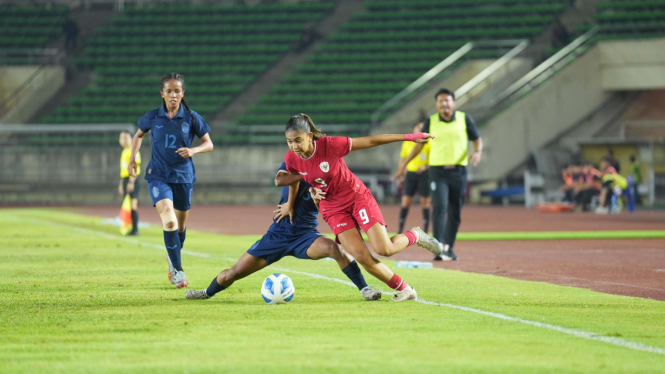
[
  {"xmin": 551, "ymin": 19, "xmax": 570, "ymax": 48},
  {"xmin": 559, "ymin": 164, "xmax": 575, "ymax": 202},
  {"xmin": 595, "ymin": 156, "xmax": 628, "ymax": 214},
  {"xmin": 573, "ymin": 163, "xmax": 601, "ymax": 211},
  {"xmin": 630, "ymin": 155, "xmax": 643, "ymax": 205},
  {"xmin": 63, "ymin": 17, "xmax": 79, "ymax": 55},
  {"xmin": 606, "ymin": 147, "xmax": 620, "ymax": 173},
  {"xmin": 296, "ymin": 24, "xmax": 318, "ymax": 53}
]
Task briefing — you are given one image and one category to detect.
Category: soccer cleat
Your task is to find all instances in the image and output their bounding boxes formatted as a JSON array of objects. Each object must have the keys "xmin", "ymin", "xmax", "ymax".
[
  {"xmin": 437, "ymin": 244, "xmax": 458, "ymax": 261},
  {"xmin": 389, "ymin": 286, "xmax": 417, "ymax": 302},
  {"xmin": 171, "ymin": 270, "xmax": 188, "ymax": 289},
  {"xmin": 595, "ymin": 206, "xmax": 609, "ymax": 214},
  {"xmin": 186, "ymin": 289, "xmax": 211, "ymax": 300},
  {"xmin": 409, "ymin": 227, "xmax": 442, "ymax": 256},
  {"xmin": 166, "ymin": 255, "xmax": 176, "ymax": 285},
  {"xmin": 361, "ymin": 286, "xmax": 382, "ymax": 301}
]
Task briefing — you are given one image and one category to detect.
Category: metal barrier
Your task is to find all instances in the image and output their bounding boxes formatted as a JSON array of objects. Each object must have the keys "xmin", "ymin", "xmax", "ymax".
[
  {"xmin": 466, "ymin": 27, "xmax": 600, "ymax": 123},
  {"xmin": 370, "ymin": 39, "xmax": 528, "ymax": 126}
]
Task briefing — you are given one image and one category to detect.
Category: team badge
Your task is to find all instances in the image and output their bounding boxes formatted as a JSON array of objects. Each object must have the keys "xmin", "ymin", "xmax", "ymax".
[
  {"xmin": 319, "ymin": 162, "xmax": 329, "ymax": 173},
  {"xmin": 181, "ymin": 122, "xmax": 190, "ymax": 134}
]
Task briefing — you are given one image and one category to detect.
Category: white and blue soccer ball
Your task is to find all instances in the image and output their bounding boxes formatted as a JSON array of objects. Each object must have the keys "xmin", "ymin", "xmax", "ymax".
[{"xmin": 261, "ymin": 273, "xmax": 295, "ymax": 305}]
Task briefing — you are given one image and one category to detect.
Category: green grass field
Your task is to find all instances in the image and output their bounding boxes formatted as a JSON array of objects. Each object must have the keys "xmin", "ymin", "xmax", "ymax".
[{"xmin": 2, "ymin": 209, "xmax": 665, "ymax": 374}]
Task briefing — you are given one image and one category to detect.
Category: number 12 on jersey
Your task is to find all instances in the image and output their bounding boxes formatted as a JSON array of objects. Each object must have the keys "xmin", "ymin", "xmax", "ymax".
[
  {"xmin": 165, "ymin": 134, "xmax": 176, "ymax": 149},
  {"xmin": 358, "ymin": 208, "xmax": 369, "ymax": 224}
]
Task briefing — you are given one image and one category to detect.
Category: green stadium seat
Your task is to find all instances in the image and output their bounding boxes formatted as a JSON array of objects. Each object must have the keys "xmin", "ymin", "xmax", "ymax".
[
  {"xmin": 45, "ymin": 3, "xmax": 334, "ymax": 124},
  {"xmin": 235, "ymin": 0, "xmax": 568, "ymax": 127}
]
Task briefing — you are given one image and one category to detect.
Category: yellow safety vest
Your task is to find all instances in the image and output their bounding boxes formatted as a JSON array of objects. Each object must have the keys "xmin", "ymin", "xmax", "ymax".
[
  {"xmin": 401, "ymin": 141, "xmax": 430, "ymax": 172},
  {"xmin": 428, "ymin": 111, "xmax": 468, "ymax": 166},
  {"xmin": 120, "ymin": 147, "xmax": 141, "ymax": 178}
]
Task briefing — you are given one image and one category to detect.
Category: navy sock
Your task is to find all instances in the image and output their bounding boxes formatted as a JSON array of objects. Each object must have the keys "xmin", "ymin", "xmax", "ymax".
[
  {"xmin": 341, "ymin": 261, "xmax": 368, "ymax": 290},
  {"xmin": 178, "ymin": 229, "xmax": 186, "ymax": 248},
  {"xmin": 205, "ymin": 276, "xmax": 226, "ymax": 297},
  {"xmin": 423, "ymin": 208, "xmax": 430, "ymax": 233},
  {"xmin": 163, "ymin": 230, "xmax": 183, "ymax": 271}
]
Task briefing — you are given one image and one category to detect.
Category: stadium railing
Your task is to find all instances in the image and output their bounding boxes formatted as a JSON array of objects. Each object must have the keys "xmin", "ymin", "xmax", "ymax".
[
  {"xmin": 371, "ymin": 39, "xmax": 529, "ymax": 126},
  {"xmin": 465, "ymin": 26, "xmax": 600, "ymax": 124},
  {"xmin": 0, "ymin": 49, "xmax": 65, "ymax": 120}
]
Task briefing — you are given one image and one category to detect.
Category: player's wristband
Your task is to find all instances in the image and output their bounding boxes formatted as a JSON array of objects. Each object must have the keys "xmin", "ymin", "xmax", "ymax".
[{"xmin": 404, "ymin": 133, "xmax": 427, "ymax": 142}]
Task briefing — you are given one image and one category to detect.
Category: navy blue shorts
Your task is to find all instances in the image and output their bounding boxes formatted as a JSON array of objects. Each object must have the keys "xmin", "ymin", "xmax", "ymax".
[
  {"xmin": 147, "ymin": 180, "xmax": 193, "ymax": 211},
  {"xmin": 247, "ymin": 229, "xmax": 323, "ymax": 265}
]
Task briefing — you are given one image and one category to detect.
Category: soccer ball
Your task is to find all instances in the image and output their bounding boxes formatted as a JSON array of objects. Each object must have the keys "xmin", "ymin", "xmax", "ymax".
[{"xmin": 261, "ymin": 273, "xmax": 295, "ymax": 305}]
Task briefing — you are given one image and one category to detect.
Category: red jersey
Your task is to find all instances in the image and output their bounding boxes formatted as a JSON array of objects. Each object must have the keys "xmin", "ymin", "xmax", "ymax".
[{"xmin": 285, "ymin": 136, "xmax": 369, "ymax": 213}]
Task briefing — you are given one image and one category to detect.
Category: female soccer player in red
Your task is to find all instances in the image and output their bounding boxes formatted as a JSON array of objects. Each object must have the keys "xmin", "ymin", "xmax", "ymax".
[{"xmin": 277, "ymin": 114, "xmax": 443, "ymax": 301}]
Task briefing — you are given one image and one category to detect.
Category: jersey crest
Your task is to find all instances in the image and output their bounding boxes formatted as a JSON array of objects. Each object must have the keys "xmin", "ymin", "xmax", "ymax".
[
  {"xmin": 319, "ymin": 161, "xmax": 329, "ymax": 173},
  {"xmin": 181, "ymin": 122, "xmax": 190, "ymax": 133}
]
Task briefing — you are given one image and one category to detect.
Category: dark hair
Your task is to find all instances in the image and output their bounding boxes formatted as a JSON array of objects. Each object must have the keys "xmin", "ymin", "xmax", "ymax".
[
  {"xmin": 160, "ymin": 72, "xmax": 196, "ymax": 127},
  {"xmin": 434, "ymin": 88, "xmax": 455, "ymax": 101},
  {"xmin": 630, "ymin": 155, "xmax": 637, "ymax": 162},
  {"xmin": 285, "ymin": 113, "xmax": 325, "ymax": 140}
]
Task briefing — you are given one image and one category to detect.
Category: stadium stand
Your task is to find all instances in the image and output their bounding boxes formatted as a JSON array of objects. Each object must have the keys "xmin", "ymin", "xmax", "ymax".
[
  {"xmin": 235, "ymin": 0, "xmax": 571, "ymax": 131},
  {"xmin": 0, "ymin": 5, "xmax": 68, "ymax": 64},
  {"xmin": 40, "ymin": 3, "xmax": 334, "ymax": 125},
  {"xmin": 566, "ymin": 0, "xmax": 665, "ymax": 44},
  {"xmin": 593, "ymin": 0, "xmax": 665, "ymax": 40}
]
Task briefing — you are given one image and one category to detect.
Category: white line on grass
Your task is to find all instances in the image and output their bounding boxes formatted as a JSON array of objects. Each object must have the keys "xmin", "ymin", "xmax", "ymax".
[{"xmin": 14, "ymin": 215, "xmax": 665, "ymax": 356}]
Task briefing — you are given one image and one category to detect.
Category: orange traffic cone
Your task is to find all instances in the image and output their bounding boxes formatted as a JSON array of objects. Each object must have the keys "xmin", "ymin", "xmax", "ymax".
[{"xmin": 119, "ymin": 194, "xmax": 132, "ymax": 235}]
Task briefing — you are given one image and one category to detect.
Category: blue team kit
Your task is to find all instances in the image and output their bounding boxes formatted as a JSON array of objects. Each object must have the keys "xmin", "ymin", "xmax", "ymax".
[
  {"xmin": 247, "ymin": 163, "xmax": 324, "ymax": 264},
  {"xmin": 139, "ymin": 104, "xmax": 210, "ymax": 210}
]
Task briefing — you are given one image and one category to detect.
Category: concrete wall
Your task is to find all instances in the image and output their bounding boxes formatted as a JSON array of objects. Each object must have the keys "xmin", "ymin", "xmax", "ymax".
[
  {"xmin": 378, "ymin": 60, "xmax": 493, "ymax": 134},
  {"xmin": 0, "ymin": 66, "xmax": 65, "ymax": 124},
  {"xmin": 0, "ymin": 66, "xmax": 40, "ymax": 101},
  {"xmin": 599, "ymin": 38, "xmax": 665, "ymax": 91},
  {"xmin": 472, "ymin": 47, "xmax": 610, "ymax": 181}
]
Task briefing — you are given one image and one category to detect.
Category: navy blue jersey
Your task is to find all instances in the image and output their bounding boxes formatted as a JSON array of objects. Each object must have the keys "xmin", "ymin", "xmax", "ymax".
[
  {"xmin": 138, "ymin": 104, "xmax": 210, "ymax": 184},
  {"xmin": 269, "ymin": 163, "xmax": 319, "ymax": 232}
]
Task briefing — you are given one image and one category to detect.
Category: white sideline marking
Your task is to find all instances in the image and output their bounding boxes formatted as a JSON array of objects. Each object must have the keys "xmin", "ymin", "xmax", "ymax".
[{"xmin": 13, "ymin": 215, "xmax": 665, "ymax": 356}]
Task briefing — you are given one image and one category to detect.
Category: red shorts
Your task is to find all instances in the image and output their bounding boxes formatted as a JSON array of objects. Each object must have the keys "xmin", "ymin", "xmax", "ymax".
[{"xmin": 321, "ymin": 192, "xmax": 386, "ymax": 241}]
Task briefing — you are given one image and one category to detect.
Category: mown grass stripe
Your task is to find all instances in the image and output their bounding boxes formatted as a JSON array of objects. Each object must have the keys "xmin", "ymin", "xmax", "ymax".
[{"xmin": 15, "ymin": 214, "xmax": 665, "ymax": 356}]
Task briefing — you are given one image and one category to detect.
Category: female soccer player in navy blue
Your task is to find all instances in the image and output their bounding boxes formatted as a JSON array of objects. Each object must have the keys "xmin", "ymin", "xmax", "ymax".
[
  {"xmin": 128, "ymin": 73, "xmax": 213, "ymax": 289},
  {"xmin": 185, "ymin": 163, "xmax": 382, "ymax": 301}
]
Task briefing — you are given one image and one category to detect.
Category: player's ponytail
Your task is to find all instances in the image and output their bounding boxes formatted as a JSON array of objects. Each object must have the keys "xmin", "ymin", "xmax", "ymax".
[
  {"xmin": 285, "ymin": 113, "xmax": 325, "ymax": 140},
  {"xmin": 160, "ymin": 72, "xmax": 197, "ymax": 127}
]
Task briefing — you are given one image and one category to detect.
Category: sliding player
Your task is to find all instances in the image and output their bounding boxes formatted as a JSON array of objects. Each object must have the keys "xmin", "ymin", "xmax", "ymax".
[{"xmin": 185, "ymin": 163, "xmax": 382, "ymax": 301}]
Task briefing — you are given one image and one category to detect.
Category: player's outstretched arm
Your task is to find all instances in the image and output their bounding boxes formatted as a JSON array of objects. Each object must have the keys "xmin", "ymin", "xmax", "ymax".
[
  {"xmin": 275, "ymin": 170, "xmax": 303, "ymax": 187},
  {"xmin": 128, "ymin": 129, "xmax": 145, "ymax": 178},
  {"xmin": 350, "ymin": 133, "xmax": 434, "ymax": 152}
]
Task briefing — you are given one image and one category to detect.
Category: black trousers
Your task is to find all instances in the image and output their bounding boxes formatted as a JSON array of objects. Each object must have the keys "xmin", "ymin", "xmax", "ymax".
[{"xmin": 429, "ymin": 166, "xmax": 467, "ymax": 249}]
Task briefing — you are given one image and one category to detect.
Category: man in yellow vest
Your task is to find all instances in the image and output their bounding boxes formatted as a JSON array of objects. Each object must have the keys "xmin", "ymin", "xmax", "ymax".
[
  {"xmin": 119, "ymin": 130, "xmax": 141, "ymax": 235},
  {"xmin": 395, "ymin": 88, "xmax": 483, "ymax": 261}
]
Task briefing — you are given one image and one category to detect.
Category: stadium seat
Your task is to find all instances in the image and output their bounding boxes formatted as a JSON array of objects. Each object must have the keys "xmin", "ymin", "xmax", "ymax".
[
  {"xmin": 0, "ymin": 5, "xmax": 67, "ymax": 63},
  {"xmin": 44, "ymin": 3, "xmax": 334, "ymax": 124},
  {"xmin": 236, "ymin": 0, "xmax": 569, "ymax": 127}
]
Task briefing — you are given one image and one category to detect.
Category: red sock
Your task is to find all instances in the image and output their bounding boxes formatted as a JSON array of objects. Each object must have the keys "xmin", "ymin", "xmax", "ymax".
[
  {"xmin": 387, "ymin": 273, "xmax": 409, "ymax": 291},
  {"xmin": 404, "ymin": 230, "xmax": 418, "ymax": 246}
]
